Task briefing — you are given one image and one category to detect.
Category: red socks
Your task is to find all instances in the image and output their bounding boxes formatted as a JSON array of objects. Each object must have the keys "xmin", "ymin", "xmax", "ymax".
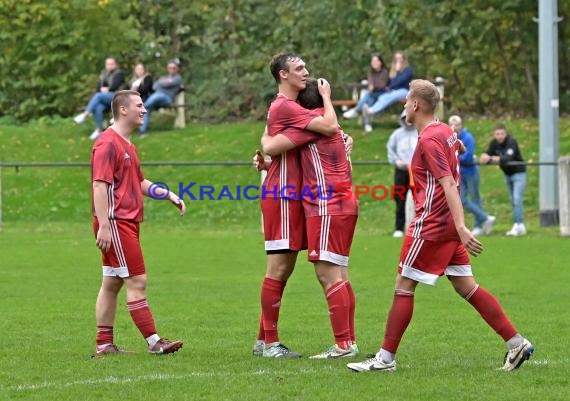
[
  {"xmin": 466, "ymin": 285, "xmax": 518, "ymax": 341},
  {"xmin": 381, "ymin": 289, "xmax": 415, "ymax": 353},
  {"xmin": 260, "ymin": 277, "xmax": 286, "ymax": 344},
  {"xmin": 127, "ymin": 298, "xmax": 157, "ymax": 339},
  {"xmin": 326, "ymin": 281, "xmax": 351, "ymax": 350},
  {"xmin": 345, "ymin": 281, "xmax": 356, "ymax": 344},
  {"xmin": 96, "ymin": 325, "xmax": 113, "ymax": 346}
]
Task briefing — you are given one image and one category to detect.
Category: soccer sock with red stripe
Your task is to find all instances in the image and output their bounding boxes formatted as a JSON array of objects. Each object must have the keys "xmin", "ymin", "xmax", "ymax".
[
  {"xmin": 465, "ymin": 285, "xmax": 518, "ymax": 341},
  {"xmin": 344, "ymin": 281, "xmax": 356, "ymax": 344},
  {"xmin": 326, "ymin": 281, "xmax": 351, "ymax": 350},
  {"xmin": 96, "ymin": 325, "xmax": 113, "ymax": 346},
  {"xmin": 381, "ymin": 289, "xmax": 414, "ymax": 353},
  {"xmin": 127, "ymin": 298, "xmax": 158, "ymax": 341},
  {"xmin": 261, "ymin": 277, "xmax": 286, "ymax": 344}
]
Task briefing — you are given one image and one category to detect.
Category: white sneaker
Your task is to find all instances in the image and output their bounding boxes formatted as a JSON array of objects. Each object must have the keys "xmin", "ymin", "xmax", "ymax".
[
  {"xmin": 346, "ymin": 355, "xmax": 397, "ymax": 372},
  {"xmin": 392, "ymin": 230, "xmax": 404, "ymax": 238},
  {"xmin": 502, "ymin": 338, "xmax": 534, "ymax": 371},
  {"xmin": 309, "ymin": 344, "xmax": 352, "ymax": 359},
  {"xmin": 74, "ymin": 112, "xmax": 87, "ymax": 124},
  {"xmin": 471, "ymin": 227, "xmax": 483, "ymax": 237},
  {"xmin": 482, "ymin": 215, "xmax": 496, "ymax": 235},
  {"xmin": 89, "ymin": 129, "xmax": 102, "ymax": 141},
  {"xmin": 364, "ymin": 123, "xmax": 373, "ymax": 133},
  {"xmin": 342, "ymin": 108, "xmax": 359, "ymax": 119},
  {"xmin": 506, "ymin": 223, "xmax": 526, "ymax": 236}
]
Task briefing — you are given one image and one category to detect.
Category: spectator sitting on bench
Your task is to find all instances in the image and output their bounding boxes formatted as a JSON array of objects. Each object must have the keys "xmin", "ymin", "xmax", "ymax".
[
  {"xmin": 139, "ymin": 59, "xmax": 183, "ymax": 137},
  {"xmin": 74, "ymin": 57, "xmax": 127, "ymax": 140},
  {"xmin": 130, "ymin": 63, "xmax": 154, "ymax": 102},
  {"xmin": 361, "ymin": 50, "xmax": 414, "ymax": 132},
  {"xmin": 342, "ymin": 52, "xmax": 389, "ymax": 133}
]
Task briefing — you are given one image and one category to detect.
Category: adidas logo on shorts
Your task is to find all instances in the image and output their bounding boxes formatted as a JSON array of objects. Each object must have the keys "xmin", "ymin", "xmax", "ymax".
[{"xmin": 310, "ymin": 250, "xmax": 319, "ymax": 257}]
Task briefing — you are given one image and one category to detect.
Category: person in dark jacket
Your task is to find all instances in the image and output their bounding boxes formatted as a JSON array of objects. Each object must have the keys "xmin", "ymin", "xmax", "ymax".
[
  {"xmin": 74, "ymin": 57, "xmax": 127, "ymax": 140},
  {"xmin": 342, "ymin": 53, "xmax": 389, "ymax": 133},
  {"xmin": 480, "ymin": 124, "xmax": 527, "ymax": 236},
  {"xmin": 139, "ymin": 60, "xmax": 183, "ymax": 136},
  {"xmin": 129, "ymin": 63, "xmax": 153, "ymax": 102},
  {"xmin": 362, "ymin": 50, "xmax": 414, "ymax": 131}
]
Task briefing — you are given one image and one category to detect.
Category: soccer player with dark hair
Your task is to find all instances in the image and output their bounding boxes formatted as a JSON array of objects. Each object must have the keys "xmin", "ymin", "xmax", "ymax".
[
  {"xmin": 251, "ymin": 54, "xmax": 339, "ymax": 358},
  {"xmin": 91, "ymin": 90, "xmax": 185, "ymax": 356},
  {"xmin": 261, "ymin": 77, "xmax": 359, "ymax": 359},
  {"xmin": 347, "ymin": 79, "xmax": 533, "ymax": 372}
]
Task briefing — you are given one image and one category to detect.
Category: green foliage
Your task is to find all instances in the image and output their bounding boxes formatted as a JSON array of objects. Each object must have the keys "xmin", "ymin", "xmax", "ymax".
[{"xmin": 0, "ymin": 0, "xmax": 568, "ymax": 121}]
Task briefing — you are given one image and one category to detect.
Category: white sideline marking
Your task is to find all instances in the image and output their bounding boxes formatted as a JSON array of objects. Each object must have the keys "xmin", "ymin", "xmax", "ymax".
[{"xmin": 10, "ymin": 368, "xmax": 325, "ymax": 392}]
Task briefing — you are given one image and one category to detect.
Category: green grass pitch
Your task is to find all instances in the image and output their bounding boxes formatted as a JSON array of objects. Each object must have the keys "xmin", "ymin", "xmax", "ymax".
[{"xmin": 0, "ymin": 117, "xmax": 569, "ymax": 400}]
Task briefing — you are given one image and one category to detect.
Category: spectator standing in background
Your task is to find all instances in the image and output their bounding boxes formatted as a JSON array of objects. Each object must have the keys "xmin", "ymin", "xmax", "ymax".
[
  {"xmin": 386, "ymin": 110, "xmax": 418, "ymax": 238},
  {"xmin": 449, "ymin": 115, "xmax": 495, "ymax": 237},
  {"xmin": 480, "ymin": 124, "xmax": 527, "ymax": 236}
]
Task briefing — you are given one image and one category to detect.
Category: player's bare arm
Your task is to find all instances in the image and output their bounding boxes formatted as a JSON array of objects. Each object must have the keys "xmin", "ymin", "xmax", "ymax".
[
  {"xmin": 305, "ymin": 78, "xmax": 338, "ymax": 136},
  {"xmin": 141, "ymin": 179, "xmax": 186, "ymax": 216},
  {"xmin": 439, "ymin": 175, "xmax": 483, "ymax": 256},
  {"xmin": 260, "ymin": 131, "xmax": 296, "ymax": 156},
  {"xmin": 93, "ymin": 180, "xmax": 112, "ymax": 252}
]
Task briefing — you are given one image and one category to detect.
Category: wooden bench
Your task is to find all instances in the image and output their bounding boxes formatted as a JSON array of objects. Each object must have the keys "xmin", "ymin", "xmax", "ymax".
[
  {"xmin": 158, "ymin": 89, "xmax": 187, "ymax": 129},
  {"xmin": 333, "ymin": 77, "xmax": 448, "ymax": 119}
]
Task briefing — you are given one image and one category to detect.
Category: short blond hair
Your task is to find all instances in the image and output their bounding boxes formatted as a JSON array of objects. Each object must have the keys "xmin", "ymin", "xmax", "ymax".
[
  {"xmin": 409, "ymin": 79, "xmax": 439, "ymax": 112},
  {"xmin": 448, "ymin": 115, "xmax": 462, "ymax": 125}
]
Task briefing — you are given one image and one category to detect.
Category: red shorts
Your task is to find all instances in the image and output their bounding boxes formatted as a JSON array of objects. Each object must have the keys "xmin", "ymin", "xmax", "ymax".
[
  {"xmin": 398, "ymin": 236, "xmax": 471, "ymax": 285},
  {"xmin": 306, "ymin": 215, "xmax": 357, "ymax": 266},
  {"xmin": 93, "ymin": 217, "xmax": 146, "ymax": 277},
  {"xmin": 261, "ymin": 198, "xmax": 306, "ymax": 252}
]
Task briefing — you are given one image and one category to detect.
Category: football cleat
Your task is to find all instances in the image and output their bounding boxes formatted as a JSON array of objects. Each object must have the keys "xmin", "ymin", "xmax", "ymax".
[
  {"xmin": 346, "ymin": 355, "xmax": 397, "ymax": 372},
  {"xmin": 148, "ymin": 338, "xmax": 183, "ymax": 355},
  {"xmin": 262, "ymin": 342, "xmax": 302, "ymax": 358},
  {"xmin": 309, "ymin": 344, "xmax": 352, "ymax": 359},
  {"xmin": 92, "ymin": 344, "xmax": 134, "ymax": 358},
  {"xmin": 252, "ymin": 340, "xmax": 265, "ymax": 357},
  {"xmin": 502, "ymin": 338, "xmax": 534, "ymax": 371}
]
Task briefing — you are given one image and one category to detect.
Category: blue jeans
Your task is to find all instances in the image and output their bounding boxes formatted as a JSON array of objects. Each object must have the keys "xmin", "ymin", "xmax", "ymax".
[
  {"xmin": 141, "ymin": 92, "xmax": 172, "ymax": 133},
  {"xmin": 504, "ymin": 172, "xmax": 526, "ymax": 223},
  {"xmin": 86, "ymin": 92, "xmax": 114, "ymax": 130},
  {"xmin": 460, "ymin": 171, "xmax": 488, "ymax": 228},
  {"xmin": 355, "ymin": 90, "xmax": 383, "ymax": 112},
  {"xmin": 363, "ymin": 88, "xmax": 408, "ymax": 125}
]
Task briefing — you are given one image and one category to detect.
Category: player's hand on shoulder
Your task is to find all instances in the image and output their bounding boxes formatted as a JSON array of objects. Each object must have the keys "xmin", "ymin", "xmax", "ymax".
[{"xmin": 317, "ymin": 78, "xmax": 331, "ymax": 98}]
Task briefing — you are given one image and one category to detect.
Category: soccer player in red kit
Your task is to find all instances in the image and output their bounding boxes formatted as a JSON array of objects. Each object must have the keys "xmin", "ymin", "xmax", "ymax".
[
  {"xmin": 347, "ymin": 79, "xmax": 533, "ymax": 372},
  {"xmin": 252, "ymin": 53, "xmax": 339, "ymax": 358},
  {"xmin": 261, "ymin": 78, "xmax": 359, "ymax": 359},
  {"xmin": 91, "ymin": 90, "xmax": 185, "ymax": 356}
]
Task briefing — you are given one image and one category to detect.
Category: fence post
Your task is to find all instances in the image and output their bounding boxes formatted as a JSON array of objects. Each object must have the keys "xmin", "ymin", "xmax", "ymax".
[
  {"xmin": 433, "ymin": 77, "xmax": 447, "ymax": 121},
  {"xmin": 559, "ymin": 156, "xmax": 570, "ymax": 236},
  {"xmin": 174, "ymin": 91, "xmax": 186, "ymax": 129}
]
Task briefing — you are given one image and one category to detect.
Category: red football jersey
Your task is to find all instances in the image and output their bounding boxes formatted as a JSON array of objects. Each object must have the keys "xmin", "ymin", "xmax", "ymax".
[
  {"xmin": 263, "ymin": 94, "xmax": 320, "ymax": 198},
  {"xmin": 281, "ymin": 124, "xmax": 358, "ymax": 217},
  {"xmin": 407, "ymin": 121, "xmax": 462, "ymax": 240},
  {"xmin": 91, "ymin": 128, "xmax": 144, "ymax": 222}
]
